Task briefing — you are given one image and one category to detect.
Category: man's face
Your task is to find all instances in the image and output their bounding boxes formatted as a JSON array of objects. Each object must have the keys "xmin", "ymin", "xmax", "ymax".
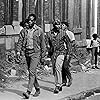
[
  {"xmin": 61, "ymin": 24, "xmax": 66, "ymax": 30},
  {"xmin": 28, "ymin": 16, "xmax": 36, "ymax": 28},
  {"xmin": 25, "ymin": 22, "xmax": 29, "ymax": 29}
]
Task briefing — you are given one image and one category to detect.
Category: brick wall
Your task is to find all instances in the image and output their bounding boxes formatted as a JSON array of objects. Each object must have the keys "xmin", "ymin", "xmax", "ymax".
[
  {"xmin": 98, "ymin": 0, "xmax": 100, "ymax": 35},
  {"xmin": 35, "ymin": 0, "xmax": 42, "ymax": 26},
  {"xmin": 13, "ymin": 0, "xmax": 18, "ymax": 21},
  {"xmin": 0, "ymin": 0, "xmax": 5, "ymax": 28},
  {"xmin": 44, "ymin": 1, "xmax": 49, "ymax": 22},
  {"xmin": 29, "ymin": 0, "xmax": 35, "ymax": 14},
  {"xmin": 55, "ymin": 0, "xmax": 61, "ymax": 20},
  {"xmin": 0, "ymin": 44, "xmax": 6, "ymax": 60},
  {"xmin": 0, "ymin": 0, "xmax": 18, "ymax": 27}
]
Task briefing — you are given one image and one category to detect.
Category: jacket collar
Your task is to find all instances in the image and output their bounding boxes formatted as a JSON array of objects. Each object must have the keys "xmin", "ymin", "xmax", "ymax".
[
  {"xmin": 32, "ymin": 24, "xmax": 39, "ymax": 31},
  {"xmin": 25, "ymin": 24, "xmax": 38, "ymax": 34}
]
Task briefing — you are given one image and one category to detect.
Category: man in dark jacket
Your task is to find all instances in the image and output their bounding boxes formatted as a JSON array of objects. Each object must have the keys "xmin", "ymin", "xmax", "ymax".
[
  {"xmin": 17, "ymin": 14, "xmax": 46, "ymax": 99},
  {"xmin": 61, "ymin": 21, "xmax": 75, "ymax": 87},
  {"xmin": 46, "ymin": 20, "xmax": 72, "ymax": 93}
]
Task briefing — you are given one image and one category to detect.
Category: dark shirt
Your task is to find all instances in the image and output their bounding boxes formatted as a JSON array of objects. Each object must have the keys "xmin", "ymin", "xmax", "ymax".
[{"xmin": 46, "ymin": 29, "xmax": 72, "ymax": 58}]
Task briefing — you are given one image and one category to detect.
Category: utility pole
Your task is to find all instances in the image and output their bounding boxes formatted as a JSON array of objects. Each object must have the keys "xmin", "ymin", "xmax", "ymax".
[
  {"xmin": 41, "ymin": 0, "xmax": 44, "ymax": 29},
  {"xmin": 86, "ymin": 0, "xmax": 91, "ymax": 39}
]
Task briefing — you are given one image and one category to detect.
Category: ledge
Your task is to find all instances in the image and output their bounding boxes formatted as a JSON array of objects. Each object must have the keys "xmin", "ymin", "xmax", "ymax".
[
  {"xmin": 60, "ymin": 87, "xmax": 100, "ymax": 100},
  {"xmin": 73, "ymin": 28, "xmax": 82, "ymax": 34},
  {"xmin": 0, "ymin": 34, "xmax": 19, "ymax": 38}
]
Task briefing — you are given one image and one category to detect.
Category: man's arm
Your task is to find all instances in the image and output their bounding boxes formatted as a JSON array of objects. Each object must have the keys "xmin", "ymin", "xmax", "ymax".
[
  {"xmin": 45, "ymin": 32, "xmax": 54, "ymax": 58},
  {"xmin": 64, "ymin": 34, "xmax": 72, "ymax": 56},
  {"xmin": 39, "ymin": 29, "xmax": 47, "ymax": 58},
  {"xmin": 16, "ymin": 29, "xmax": 25, "ymax": 55}
]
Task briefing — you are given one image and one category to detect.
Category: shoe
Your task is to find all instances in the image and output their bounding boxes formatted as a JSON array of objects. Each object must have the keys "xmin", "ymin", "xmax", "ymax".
[
  {"xmin": 58, "ymin": 86, "xmax": 62, "ymax": 91},
  {"xmin": 62, "ymin": 82, "xmax": 66, "ymax": 86},
  {"xmin": 23, "ymin": 91, "xmax": 30, "ymax": 99},
  {"xmin": 92, "ymin": 66, "xmax": 95, "ymax": 69},
  {"xmin": 54, "ymin": 86, "xmax": 59, "ymax": 94},
  {"xmin": 95, "ymin": 66, "xmax": 100, "ymax": 69},
  {"xmin": 33, "ymin": 89, "xmax": 40, "ymax": 97},
  {"xmin": 91, "ymin": 65, "xmax": 95, "ymax": 69},
  {"xmin": 67, "ymin": 79, "xmax": 72, "ymax": 87}
]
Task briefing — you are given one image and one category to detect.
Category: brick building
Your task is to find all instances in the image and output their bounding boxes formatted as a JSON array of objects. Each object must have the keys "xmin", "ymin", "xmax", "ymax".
[
  {"xmin": 0, "ymin": 0, "xmax": 98, "ymax": 55},
  {"xmin": 0, "ymin": 0, "xmax": 97, "ymax": 38}
]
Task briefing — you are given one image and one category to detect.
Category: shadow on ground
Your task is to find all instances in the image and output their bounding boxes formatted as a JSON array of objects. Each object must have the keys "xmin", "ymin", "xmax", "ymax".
[
  {"xmin": 22, "ymin": 83, "xmax": 54, "ymax": 93},
  {"xmin": 0, "ymin": 88, "xmax": 23, "ymax": 97},
  {"xmin": 40, "ymin": 85, "xmax": 54, "ymax": 92},
  {"xmin": 38, "ymin": 78, "xmax": 55, "ymax": 84}
]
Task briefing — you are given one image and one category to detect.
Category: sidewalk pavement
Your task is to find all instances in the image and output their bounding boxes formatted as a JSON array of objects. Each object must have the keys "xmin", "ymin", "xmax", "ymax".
[{"xmin": 0, "ymin": 69, "xmax": 100, "ymax": 100}]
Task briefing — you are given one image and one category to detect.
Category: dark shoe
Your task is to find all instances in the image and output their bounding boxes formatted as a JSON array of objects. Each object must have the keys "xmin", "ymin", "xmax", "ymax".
[
  {"xmin": 67, "ymin": 79, "xmax": 72, "ymax": 87},
  {"xmin": 33, "ymin": 89, "xmax": 40, "ymax": 97},
  {"xmin": 92, "ymin": 66, "xmax": 95, "ymax": 69},
  {"xmin": 58, "ymin": 86, "xmax": 62, "ymax": 91},
  {"xmin": 54, "ymin": 87, "xmax": 59, "ymax": 94},
  {"xmin": 95, "ymin": 66, "xmax": 100, "ymax": 69},
  {"xmin": 62, "ymin": 83, "xmax": 66, "ymax": 86},
  {"xmin": 91, "ymin": 65, "xmax": 95, "ymax": 69},
  {"xmin": 23, "ymin": 91, "xmax": 30, "ymax": 99}
]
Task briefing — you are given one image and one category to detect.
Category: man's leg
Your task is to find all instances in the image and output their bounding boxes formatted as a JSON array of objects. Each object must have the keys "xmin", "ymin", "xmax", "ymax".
[
  {"xmin": 62, "ymin": 66, "xmax": 67, "ymax": 85},
  {"xmin": 25, "ymin": 55, "xmax": 31, "ymax": 70},
  {"xmin": 62, "ymin": 55, "xmax": 71, "ymax": 86},
  {"xmin": 91, "ymin": 48, "xmax": 95, "ymax": 69},
  {"xmin": 29, "ymin": 54, "xmax": 40, "ymax": 95},
  {"xmin": 54, "ymin": 55, "xmax": 64, "ymax": 93},
  {"xmin": 32, "ymin": 76, "xmax": 40, "ymax": 97},
  {"xmin": 94, "ymin": 47, "xmax": 99, "ymax": 69},
  {"xmin": 23, "ymin": 53, "xmax": 40, "ymax": 98},
  {"xmin": 65, "ymin": 66, "xmax": 72, "ymax": 87},
  {"xmin": 23, "ymin": 56, "xmax": 31, "ymax": 99},
  {"xmin": 62, "ymin": 56, "xmax": 72, "ymax": 87}
]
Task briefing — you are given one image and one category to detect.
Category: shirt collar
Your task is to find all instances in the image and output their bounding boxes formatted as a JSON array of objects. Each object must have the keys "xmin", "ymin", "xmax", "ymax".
[{"xmin": 28, "ymin": 24, "xmax": 38, "ymax": 32}]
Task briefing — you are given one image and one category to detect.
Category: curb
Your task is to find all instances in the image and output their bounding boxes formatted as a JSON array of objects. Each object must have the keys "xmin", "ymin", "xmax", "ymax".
[{"xmin": 60, "ymin": 87, "xmax": 100, "ymax": 100}]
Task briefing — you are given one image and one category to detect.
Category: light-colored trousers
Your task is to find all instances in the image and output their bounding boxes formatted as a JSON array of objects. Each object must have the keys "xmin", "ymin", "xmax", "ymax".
[{"xmin": 55, "ymin": 55, "xmax": 64, "ymax": 86}]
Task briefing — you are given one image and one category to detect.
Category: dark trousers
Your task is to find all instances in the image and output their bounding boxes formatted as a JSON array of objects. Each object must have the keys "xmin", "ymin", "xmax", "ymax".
[
  {"xmin": 25, "ymin": 53, "xmax": 40, "ymax": 92},
  {"xmin": 62, "ymin": 55, "xmax": 72, "ymax": 83},
  {"xmin": 87, "ymin": 47, "xmax": 98, "ymax": 66},
  {"xmin": 93, "ymin": 47, "xmax": 98, "ymax": 66}
]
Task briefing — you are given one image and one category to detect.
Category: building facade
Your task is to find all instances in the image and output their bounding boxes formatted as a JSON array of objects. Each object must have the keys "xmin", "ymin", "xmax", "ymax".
[
  {"xmin": 0, "ymin": 0, "xmax": 98, "ymax": 55},
  {"xmin": 0, "ymin": 0, "xmax": 97, "ymax": 38},
  {"xmin": 98, "ymin": 0, "xmax": 100, "ymax": 35}
]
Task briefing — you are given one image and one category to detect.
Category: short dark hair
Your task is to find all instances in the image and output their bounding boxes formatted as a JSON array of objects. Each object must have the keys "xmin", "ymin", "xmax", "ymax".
[
  {"xmin": 52, "ymin": 20, "xmax": 60, "ymax": 25},
  {"xmin": 20, "ymin": 21, "xmax": 24, "ymax": 27},
  {"xmin": 24, "ymin": 19, "xmax": 29, "ymax": 24},
  {"xmin": 28, "ymin": 13, "xmax": 36, "ymax": 20},
  {"xmin": 19, "ymin": 19, "xmax": 29, "ymax": 27},
  {"xmin": 92, "ymin": 34, "xmax": 98, "ymax": 39},
  {"xmin": 61, "ymin": 21, "xmax": 69, "ymax": 27}
]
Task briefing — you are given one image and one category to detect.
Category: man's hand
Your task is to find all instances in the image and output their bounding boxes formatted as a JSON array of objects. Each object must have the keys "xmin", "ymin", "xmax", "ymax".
[
  {"xmin": 67, "ymin": 55, "xmax": 70, "ymax": 60},
  {"xmin": 17, "ymin": 52, "xmax": 20, "ymax": 56},
  {"xmin": 40, "ymin": 55, "xmax": 48, "ymax": 65},
  {"xmin": 40, "ymin": 58, "xmax": 45, "ymax": 65},
  {"xmin": 16, "ymin": 52, "xmax": 21, "ymax": 62},
  {"xmin": 65, "ymin": 54, "xmax": 70, "ymax": 60}
]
